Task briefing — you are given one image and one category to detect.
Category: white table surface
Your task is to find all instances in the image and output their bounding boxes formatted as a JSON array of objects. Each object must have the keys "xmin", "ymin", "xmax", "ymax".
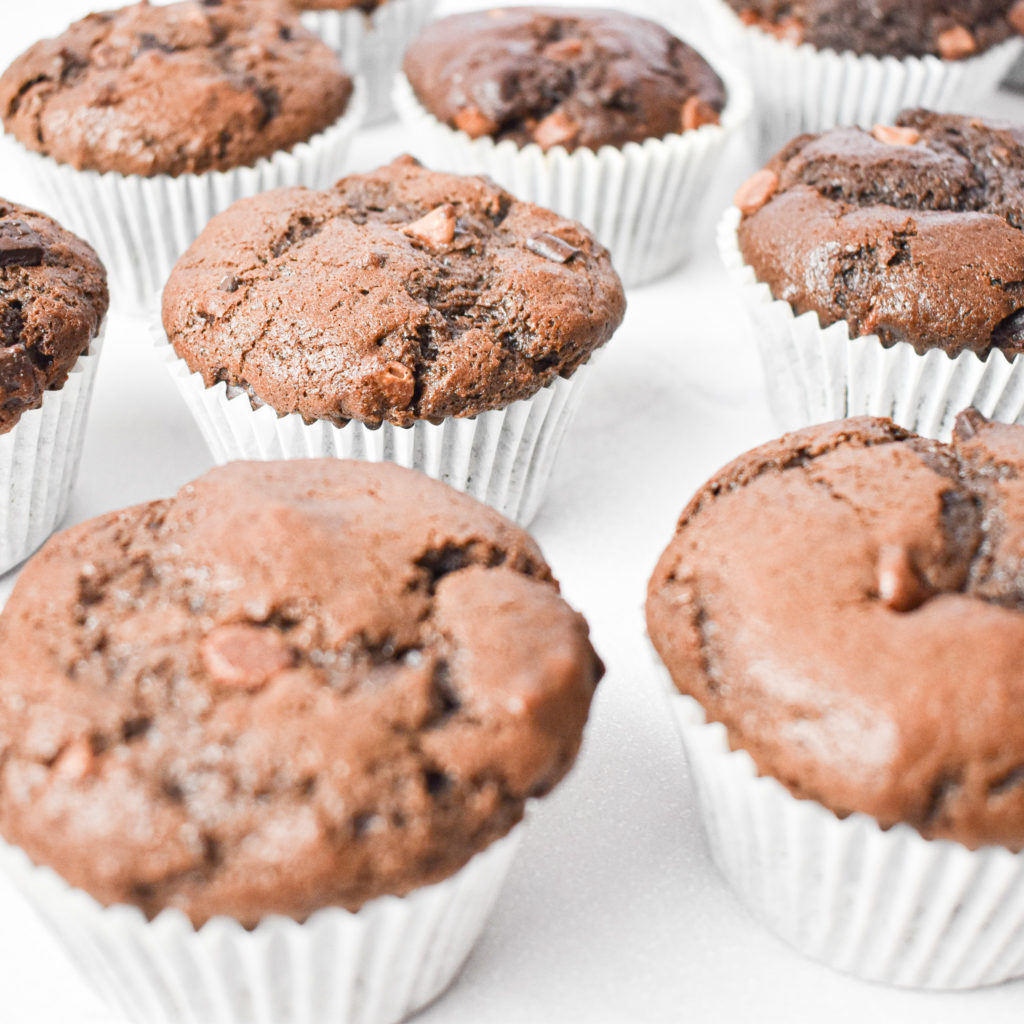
[{"xmin": 2, "ymin": 2, "xmax": 1024, "ymax": 1021}]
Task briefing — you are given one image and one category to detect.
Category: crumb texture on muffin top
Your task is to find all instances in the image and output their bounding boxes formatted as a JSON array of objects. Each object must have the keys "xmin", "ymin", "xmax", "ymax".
[
  {"xmin": 736, "ymin": 110, "xmax": 1024, "ymax": 357},
  {"xmin": 163, "ymin": 155, "xmax": 626, "ymax": 427},
  {"xmin": 648, "ymin": 410, "xmax": 1024, "ymax": 851},
  {"xmin": 0, "ymin": 458, "xmax": 602, "ymax": 926},
  {"xmin": 403, "ymin": 6, "xmax": 726, "ymax": 151},
  {"xmin": 0, "ymin": 0, "xmax": 353, "ymax": 176},
  {"xmin": 0, "ymin": 198, "xmax": 108, "ymax": 434}
]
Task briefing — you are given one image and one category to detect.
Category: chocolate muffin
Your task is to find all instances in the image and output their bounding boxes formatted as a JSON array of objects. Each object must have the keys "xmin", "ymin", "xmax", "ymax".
[
  {"xmin": 734, "ymin": 109, "xmax": 1024, "ymax": 357},
  {"xmin": 402, "ymin": 7, "xmax": 727, "ymax": 151},
  {"xmin": 163, "ymin": 155, "xmax": 626, "ymax": 428},
  {"xmin": 647, "ymin": 410, "xmax": 1024, "ymax": 850},
  {"xmin": 0, "ymin": 458, "xmax": 602, "ymax": 925},
  {"xmin": 0, "ymin": 198, "xmax": 108, "ymax": 433},
  {"xmin": 0, "ymin": 0, "xmax": 353, "ymax": 176},
  {"xmin": 724, "ymin": 0, "xmax": 1024, "ymax": 59},
  {"xmin": 294, "ymin": 0, "xmax": 387, "ymax": 9}
]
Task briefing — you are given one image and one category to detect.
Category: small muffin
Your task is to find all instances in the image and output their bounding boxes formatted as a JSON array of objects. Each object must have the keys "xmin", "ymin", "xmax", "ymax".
[
  {"xmin": 721, "ymin": 109, "xmax": 1024, "ymax": 438},
  {"xmin": 647, "ymin": 411, "xmax": 1024, "ymax": 987},
  {"xmin": 396, "ymin": 7, "xmax": 746, "ymax": 285},
  {"xmin": 0, "ymin": 198, "xmax": 107, "ymax": 572},
  {"xmin": 0, "ymin": 0, "xmax": 361, "ymax": 310},
  {"xmin": 0, "ymin": 458, "xmax": 602, "ymax": 1016},
  {"xmin": 158, "ymin": 155, "xmax": 625, "ymax": 520},
  {"xmin": 403, "ymin": 7, "xmax": 727, "ymax": 151}
]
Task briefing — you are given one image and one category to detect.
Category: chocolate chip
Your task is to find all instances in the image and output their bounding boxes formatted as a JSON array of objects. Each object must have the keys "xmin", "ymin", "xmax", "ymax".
[
  {"xmin": 219, "ymin": 274, "xmax": 239, "ymax": 293},
  {"xmin": 876, "ymin": 543, "xmax": 933, "ymax": 612},
  {"xmin": 0, "ymin": 221, "xmax": 44, "ymax": 268},
  {"xmin": 527, "ymin": 232, "xmax": 580, "ymax": 263},
  {"xmin": 733, "ymin": 169, "xmax": 779, "ymax": 216},
  {"xmin": 453, "ymin": 106, "xmax": 498, "ymax": 139},
  {"xmin": 401, "ymin": 204, "xmax": 457, "ymax": 249},
  {"xmin": 681, "ymin": 96, "xmax": 721, "ymax": 133},
  {"xmin": 137, "ymin": 33, "xmax": 174, "ymax": 55},
  {"xmin": 953, "ymin": 408, "xmax": 989, "ymax": 442},
  {"xmin": 871, "ymin": 124, "xmax": 920, "ymax": 147},
  {"xmin": 533, "ymin": 110, "xmax": 578, "ymax": 150},
  {"xmin": 992, "ymin": 308, "xmax": 1024, "ymax": 351},
  {"xmin": 201, "ymin": 624, "xmax": 295, "ymax": 689},
  {"xmin": 937, "ymin": 25, "xmax": 976, "ymax": 59}
]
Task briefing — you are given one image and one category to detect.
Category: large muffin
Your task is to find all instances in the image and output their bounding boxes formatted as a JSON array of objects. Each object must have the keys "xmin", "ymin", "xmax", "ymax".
[
  {"xmin": 0, "ymin": 0, "xmax": 353, "ymax": 176},
  {"xmin": 0, "ymin": 198, "xmax": 108, "ymax": 433},
  {"xmin": 0, "ymin": 458, "xmax": 602, "ymax": 926},
  {"xmin": 735, "ymin": 109, "xmax": 1024, "ymax": 357},
  {"xmin": 402, "ymin": 7, "xmax": 727, "ymax": 151},
  {"xmin": 723, "ymin": 0, "xmax": 1024, "ymax": 58},
  {"xmin": 163, "ymin": 155, "xmax": 626, "ymax": 428},
  {"xmin": 647, "ymin": 411, "xmax": 1024, "ymax": 850}
]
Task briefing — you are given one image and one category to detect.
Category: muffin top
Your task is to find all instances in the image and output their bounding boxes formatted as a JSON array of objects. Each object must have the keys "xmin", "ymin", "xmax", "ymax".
[
  {"xmin": 0, "ymin": 199, "xmax": 108, "ymax": 434},
  {"xmin": 163, "ymin": 156, "xmax": 626, "ymax": 427},
  {"xmin": 293, "ymin": 0, "xmax": 387, "ymax": 9},
  {"xmin": 724, "ymin": 0, "xmax": 1023, "ymax": 58},
  {"xmin": 647, "ymin": 411, "xmax": 1024, "ymax": 851},
  {"xmin": 0, "ymin": 0, "xmax": 353, "ymax": 177},
  {"xmin": 734, "ymin": 110, "xmax": 1024, "ymax": 358},
  {"xmin": 403, "ymin": 7, "xmax": 727, "ymax": 152},
  {"xmin": 0, "ymin": 458, "xmax": 602, "ymax": 926}
]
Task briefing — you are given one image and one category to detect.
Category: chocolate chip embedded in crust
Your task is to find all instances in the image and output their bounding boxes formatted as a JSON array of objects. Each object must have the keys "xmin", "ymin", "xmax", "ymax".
[
  {"xmin": 871, "ymin": 124, "xmax": 920, "ymax": 147},
  {"xmin": 201, "ymin": 624, "xmax": 295, "ymax": 689},
  {"xmin": 534, "ymin": 110, "xmax": 579, "ymax": 150},
  {"xmin": 734, "ymin": 169, "xmax": 779, "ymax": 216},
  {"xmin": 542, "ymin": 37, "xmax": 583, "ymax": 60},
  {"xmin": 0, "ymin": 221, "xmax": 45, "ymax": 268},
  {"xmin": 681, "ymin": 96, "xmax": 720, "ymax": 132},
  {"xmin": 876, "ymin": 543, "xmax": 933, "ymax": 612},
  {"xmin": 937, "ymin": 25, "xmax": 977, "ymax": 59},
  {"xmin": 953, "ymin": 407, "xmax": 989, "ymax": 441},
  {"xmin": 218, "ymin": 274, "xmax": 239, "ymax": 293},
  {"xmin": 453, "ymin": 106, "xmax": 498, "ymax": 139},
  {"xmin": 527, "ymin": 232, "xmax": 580, "ymax": 263},
  {"xmin": 401, "ymin": 204, "xmax": 457, "ymax": 249}
]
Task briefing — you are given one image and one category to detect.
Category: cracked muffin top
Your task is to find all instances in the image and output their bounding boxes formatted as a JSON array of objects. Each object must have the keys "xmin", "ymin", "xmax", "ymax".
[
  {"xmin": 0, "ymin": 458, "xmax": 602, "ymax": 926},
  {"xmin": 647, "ymin": 411, "xmax": 1024, "ymax": 851},
  {"xmin": 734, "ymin": 110, "xmax": 1024, "ymax": 358},
  {"xmin": 0, "ymin": 199, "xmax": 108, "ymax": 434},
  {"xmin": 723, "ymin": 0, "xmax": 1023, "ymax": 58},
  {"xmin": 403, "ymin": 7, "xmax": 727, "ymax": 152},
  {"xmin": 163, "ymin": 155, "xmax": 626, "ymax": 427},
  {"xmin": 0, "ymin": 0, "xmax": 353, "ymax": 177}
]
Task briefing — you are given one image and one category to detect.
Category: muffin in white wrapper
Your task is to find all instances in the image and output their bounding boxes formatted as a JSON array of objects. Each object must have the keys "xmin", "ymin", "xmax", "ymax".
[
  {"xmin": 300, "ymin": 0, "xmax": 437, "ymax": 124},
  {"xmin": 392, "ymin": 69, "xmax": 752, "ymax": 287},
  {"xmin": 718, "ymin": 205, "xmax": 1024, "ymax": 440},
  {"xmin": 667, "ymin": 691, "xmax": 1024, "ymax": 989},
  {"xmin": 0, "ymin": 329, "xmax": 104, "ymax": 574},
  {"xmin": 152, "ymin": 319, "xmax": 593, "ymax": 526},
  {"xmin": 0, "ymin": 88, "xmax": 365, "ymax": 317},
  {"xmin": 0, "ymin": 820, "xmax": 525, "ymax": 1024},
  {"xmin": 701, "ymin": 0, "xmax": 1023, "ymax": 157}
]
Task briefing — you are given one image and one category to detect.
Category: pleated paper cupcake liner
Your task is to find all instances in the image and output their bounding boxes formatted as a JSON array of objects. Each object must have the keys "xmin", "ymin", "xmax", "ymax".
[
  {"xmin": 300, "ymin": 0, "xmax": 437, "ymax": 125},
  {"xmin": 701, "ymin": 0, "xmax": 1024, "ymax": 158},
  {"xmin": 667, "ymin": 691, "xmax": 1024, "ymax": 989},
  {"xmin": 392, "ymin": 68, "xmax": 752, "ymax": 287},
  {"xmin": 1, "ymin": 87, "xmax": 365, "ymax": 316},
  {"xmin": 151, "ymin": 320, "xmax": 594, "ymax": 525},
  {"xmin": 718, "ymin": 206, "xmax": 1024, "ymax": 440},
  {"xmin": 0, "ymin": 822, "xmax": 524, "ymax": 1024},
  {"xmin": 0, "ymin": 328, "xmax": 104, "ymax": 575}
]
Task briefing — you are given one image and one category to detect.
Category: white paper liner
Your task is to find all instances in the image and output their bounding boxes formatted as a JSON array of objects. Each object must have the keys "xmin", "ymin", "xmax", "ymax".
[
  {"xmin": 0, "ymin": 820, "xmax": 524, "ymax": 1024},
  {"xmin": 701, "ymin": 0, "xmax": 1024, "ymax": 158},
  {"xmin": 392, "ymin": 68, "xmax": 752, "ymax": 287},
  {"xmin": 0, "ymin": 327, "xmax": 105, "ymax": 574},
  {"xmin": 301, "ymin": 0, "xmax": 438, "ymax": 125},
  {"xmin": 666, "ymin": 689, "xmax": 1024, "ymax": 989},
  {"xmin": 1, "ymin": 87, "xmax": 365, "ymax": 316},
  {"xmin": 150, "ymin": 317, "xmax": 594, "ymax": 525},
  {"xmin": 718, "ymin": 206, "xmax": 1024, "ymax": 440}
]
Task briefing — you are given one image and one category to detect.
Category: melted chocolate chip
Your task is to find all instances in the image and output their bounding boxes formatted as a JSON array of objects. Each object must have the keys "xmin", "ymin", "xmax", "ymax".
[
  {"xmin": 526, "ymin": 232, "xmax": 580, "ymax": 264},
  {"xmin": 0, "ymin": 221, "xmax": 44, "ymax": 268}
]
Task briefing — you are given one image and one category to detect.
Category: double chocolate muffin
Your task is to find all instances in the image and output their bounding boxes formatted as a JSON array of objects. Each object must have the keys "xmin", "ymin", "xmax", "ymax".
[
  {"xmin": 0, "ymin": 199, "xmax": 107, "ymax": 432},
  {"xmin": 402, "ymin": 7, "xmax": 727, "ymax": 151},
  {"xmin": 0, "ymin": 0, "xmax": 353, "ymax": 176},
  {"xmin": 648, "ymin": 411, "xmax": 1024, "ymax": 849},
  {"xmin": 734, "ymin": 109, "xmax": 1024, "ymax": 357},
  {"xmin": 0, "ymin": 458, "xmax": 602, "ymax": 925},
  {"xmin": 163, "ymin": 155, "xmax": 625, "ymax": 428},
  {"xmin": 724, "ymin": 0, "xmax": 1024, "ymax": 59}
]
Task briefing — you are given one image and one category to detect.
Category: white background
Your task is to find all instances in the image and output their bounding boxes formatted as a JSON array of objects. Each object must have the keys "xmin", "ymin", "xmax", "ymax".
[{"xmin": 2, "ymin": 1, "xmax": 1023, "ymax": 1021}]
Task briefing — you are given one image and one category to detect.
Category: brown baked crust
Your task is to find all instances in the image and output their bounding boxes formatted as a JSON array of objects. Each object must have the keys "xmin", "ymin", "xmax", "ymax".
[
  {"xmin": 0, "ymin": 0, "xmax": 353, "ymax": 177},
  {"xmin": 293, "ymin": 0, "xmax": 387, "ymax": 10},
  {"xmin": 0, "ymin": 198, "xmax": 108, "ymax": 433},
  {"xmin": 403, "ymin": 7, "xmax": 726, "ymax": 152},
  {"xmin": 163, "ymin": 156, "xmax": 626, "ymax": 427},
  {"xmin": 647, "ymin": 412, "xmax": 1024, "ymax": 851},
  {"xmin": 736, "ymin": 110, "xmax": 1024, "ymax": 358},
  {"xmin": 0, "ymin": 458, "xmax": 602, "ymax": 926}
]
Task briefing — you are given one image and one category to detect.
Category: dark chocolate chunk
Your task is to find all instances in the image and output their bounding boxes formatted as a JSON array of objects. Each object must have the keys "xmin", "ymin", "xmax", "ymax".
[
  {"xmin": 0, "ymin": 221, "xmax": 44, "ymax": 268},
  {"xmin": 526, "ymin": 232, "xmax": 580, "ymax": 264}
]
